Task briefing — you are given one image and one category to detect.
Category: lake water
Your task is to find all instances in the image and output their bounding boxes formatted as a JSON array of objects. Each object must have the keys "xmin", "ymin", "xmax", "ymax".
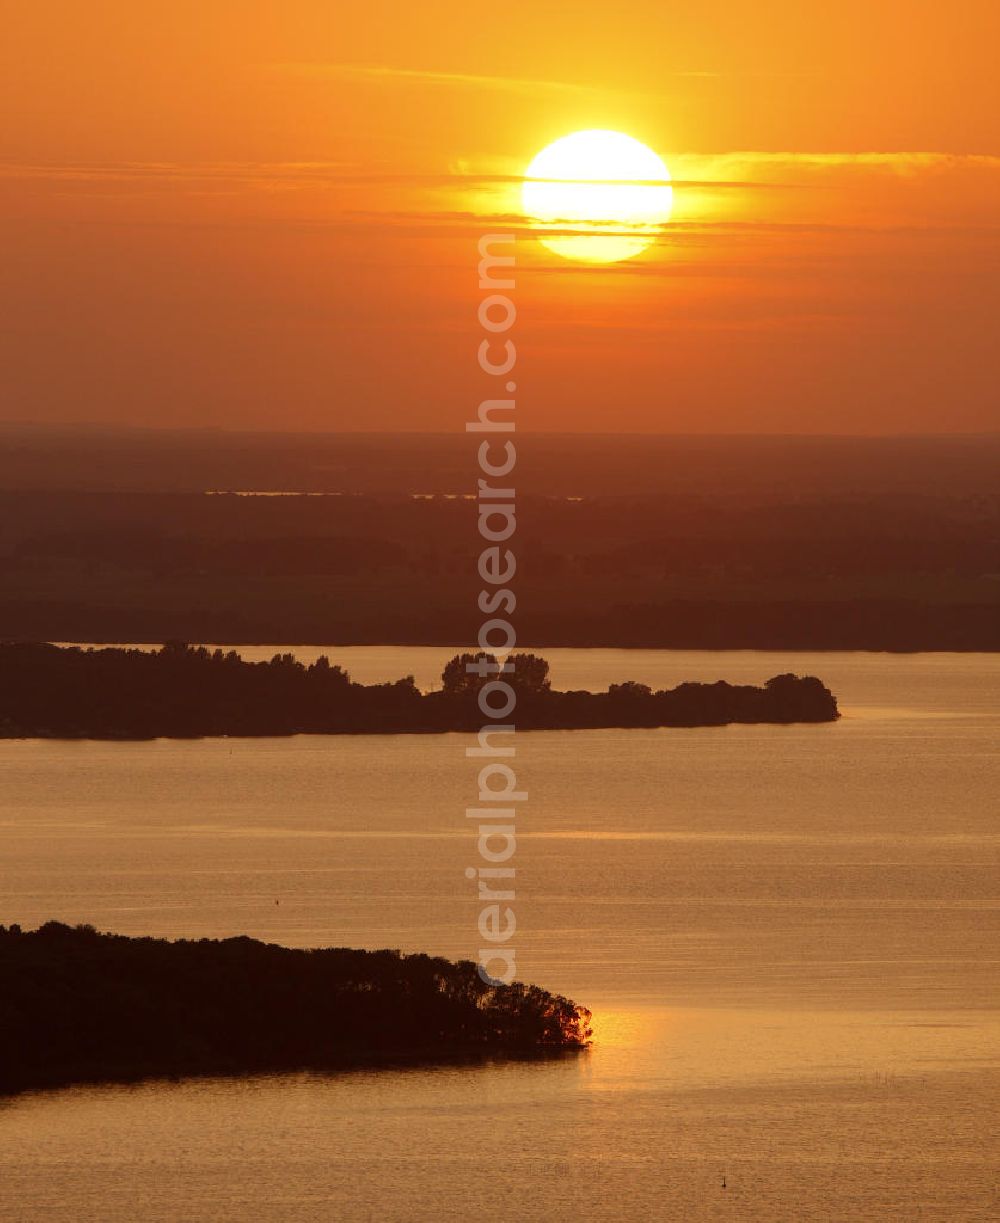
[{"xmin": 1, "ymin": 649, "xmax": 998, "ymax": 1220}]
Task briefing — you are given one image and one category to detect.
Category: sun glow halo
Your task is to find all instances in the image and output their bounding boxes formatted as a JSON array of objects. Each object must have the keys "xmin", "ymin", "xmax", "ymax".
[{"xmin": 522, "ymin": 130, "xmax": 673, "ymax": 263}]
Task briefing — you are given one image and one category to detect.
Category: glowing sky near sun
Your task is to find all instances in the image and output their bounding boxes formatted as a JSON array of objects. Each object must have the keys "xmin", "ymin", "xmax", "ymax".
[{"xmin": 0, "ymin": 0, "xmax": 997, "ymax": 434}]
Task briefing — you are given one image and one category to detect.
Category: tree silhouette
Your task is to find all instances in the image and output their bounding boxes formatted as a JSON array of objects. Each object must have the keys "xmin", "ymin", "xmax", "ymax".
[
  {"xmin": 0, "ymin": 643, "xmax": 839, "ymax": 738},
  {"xmin": 507, "ymin": 653, "xmax": 551, "ymax": 693},
  {"xmin": 608, "ymin": 681, "xmax": 652, "ymax": 699},
  {"xmin": 0, "ymin": 923, "xmax": 592, "ymax": 1094},
  {"xmin": 440, "ymin": 651, "xmax": 499, "ymax": 694}
]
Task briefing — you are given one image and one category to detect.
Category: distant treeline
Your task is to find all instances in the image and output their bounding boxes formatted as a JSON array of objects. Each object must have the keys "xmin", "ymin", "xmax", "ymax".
[
  {"xmin": 0, "ymin": 479, "xmax": 997, "ymax": 650},
  {"xmin": 0, "ymin": 643, "xmax": 839, "ymax": 738},
  {"xmin": 0, "ymin": 923, "xmax": 592, "ymax": 1095},
  {"xmin": 3, "ymin": 428, "xmax": 999, "ymax": 498}
]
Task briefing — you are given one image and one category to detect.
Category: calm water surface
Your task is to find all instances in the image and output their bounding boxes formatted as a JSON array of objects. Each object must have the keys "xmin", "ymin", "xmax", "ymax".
[{"xmin": 1, "ymin": 650, "xmax": 997, "ymax": 1220}]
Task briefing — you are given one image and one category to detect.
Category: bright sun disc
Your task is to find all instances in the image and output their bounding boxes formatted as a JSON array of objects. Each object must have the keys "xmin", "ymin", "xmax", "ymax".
[{"xmin": 522, "ymin": 129, "xmax": 672, "ymax": 263}]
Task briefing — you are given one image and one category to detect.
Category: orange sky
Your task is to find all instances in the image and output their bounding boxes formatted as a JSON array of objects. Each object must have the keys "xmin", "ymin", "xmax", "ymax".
[{"xmin": 1, "ymin": 0, "xmax": 998, "ymax": 433}]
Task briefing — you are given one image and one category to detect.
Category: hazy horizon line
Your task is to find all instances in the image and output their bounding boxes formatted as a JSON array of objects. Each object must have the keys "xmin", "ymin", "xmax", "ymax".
[{"xmin": 2, "ymin": 421, "xmax": 998, "ymax": 442}]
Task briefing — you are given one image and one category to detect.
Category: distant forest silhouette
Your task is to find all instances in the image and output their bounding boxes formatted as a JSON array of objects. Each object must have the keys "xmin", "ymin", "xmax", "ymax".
[
  {"xmin": 0, "ymin": 643, "xmax": 839, "ymax": 738},
  {"xmin": 0, "ymin": 433, "xmax": 997, "ymax": 651},
  {"xmin": 0, "ymin": 923, "xmax": 592, "ymax": 1095}
]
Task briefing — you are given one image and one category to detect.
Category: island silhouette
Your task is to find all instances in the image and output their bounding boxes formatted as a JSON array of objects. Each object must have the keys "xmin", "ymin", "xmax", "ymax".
[
  {"xmin": 0, "ymin": 642, "xmax": 839, "ymax": 738},
  {"xmin": 0, "ymin": 923, "xmax": 592, "ymax": 1095}
]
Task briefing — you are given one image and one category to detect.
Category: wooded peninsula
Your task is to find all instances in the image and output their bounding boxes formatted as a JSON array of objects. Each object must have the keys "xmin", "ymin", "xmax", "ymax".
[
  {"xmin": 0, "ymin": 642, "xmax": 839, "ymax": 738},
  {"xmin": 0, "ymin": 923, "xmax": 592, "ymax": 1095}
]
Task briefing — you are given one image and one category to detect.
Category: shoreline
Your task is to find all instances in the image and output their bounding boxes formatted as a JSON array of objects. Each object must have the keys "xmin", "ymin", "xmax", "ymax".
[
  {"xmin": 45, "ymin": 639, "xmax": 1000, "ymax": 655},
  {"xmin": 2, "ymin": 1044, "xmax": 588, "ymax": 1101}
]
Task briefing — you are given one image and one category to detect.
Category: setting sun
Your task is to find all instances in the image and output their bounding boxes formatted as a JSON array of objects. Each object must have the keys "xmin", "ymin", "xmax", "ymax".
[{"xmin": 522, "ymin": 129, "xmax": 673, "ymax": 263}]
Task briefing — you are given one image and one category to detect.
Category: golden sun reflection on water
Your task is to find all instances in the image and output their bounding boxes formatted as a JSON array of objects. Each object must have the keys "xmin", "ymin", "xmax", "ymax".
[
  {"xmin": 582, "ymin": 1004, "xmax": 1000, "ymax": 1097},
  {"xmin": 588, "ymin": 1004, "xmax": 661, "ymax": 1050}
]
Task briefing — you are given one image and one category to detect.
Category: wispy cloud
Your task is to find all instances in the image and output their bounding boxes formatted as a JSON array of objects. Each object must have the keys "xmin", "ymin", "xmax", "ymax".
[
  {"xmin": 693, "ymin": 151, "xmax": 1000, "ymax": 172},
  {"xmin": 5, "ymin": 154, "xmax": 997, "ymax": 232},
  {"xmin": 0, "ymin": 161, "xmax": 359, "ymax": 185},
  {"xmin": 0, "ymin": 160, "xmax": 774, "ymax": 192},
  {"xmin": 6, "ymin": 152, "xmax": 997, "ymax": 190},
  {"xmin": 340, "ymin": 208, "xmax": 985, "ymax": 240},
  {"xmin": 269, "ymin": 62, "xmax": 822, "ymax": 95},
  {"xmin": 275, "ymin": 63, "xmax": 601, "ymax": 94},
  {"xmin": 268, "ymin": 62, "xmax": 720, "ymax": 98}
]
